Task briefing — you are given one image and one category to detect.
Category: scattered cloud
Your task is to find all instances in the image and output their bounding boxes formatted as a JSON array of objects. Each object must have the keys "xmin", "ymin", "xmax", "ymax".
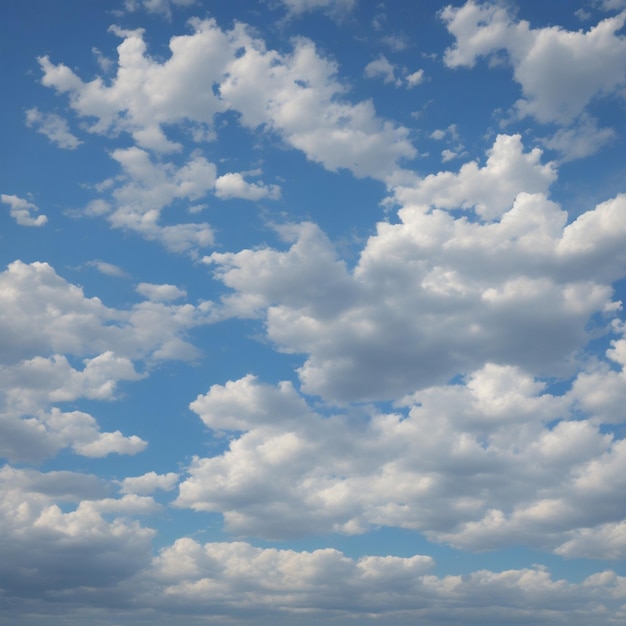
[
  {"xmin": 441, "ymin": 2, "xmax": 626, "ymax": 125},
  {"xmin": 215, "ymin": 172, "xmax": 281, "ymax": 200},
  {"xmin": 279, "ymin": 0, "xmax": 356, "ymax": 16},
  {"xmin": 1, "ymin": 193, "xmax": 47, "ymax": 226},
  {"xmin": 86, "ymin": 260, "xmax": 129, "ymax": 278},
  {"xmin": 364, "ymin": 54, "xmax": 402, "ymax": 86},
  {"xmin": 25, "ymin": 107, "xmax": 82, "ymax": 149},
  {"xmin": 542, "ymin": 114, "xmax": 617, "ymax": 162},
  {"xmin": 120, "ymin": 471, "xmax": 179, "ymax": 495},
  {"xmin": 136, "ymin": 282, "xmax": 187, "ymax": 302}
]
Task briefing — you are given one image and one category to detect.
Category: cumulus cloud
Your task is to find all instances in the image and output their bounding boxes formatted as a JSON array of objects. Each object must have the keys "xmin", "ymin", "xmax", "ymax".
[
  {"xmin": 0, "ymin": 465, "xmax": 155, "ymax": 598},
  {"xmin": 38, "ymin": 20, "xmax": 230, "ymax": 152},
  {"xmin": 1, "ymin": 193, "xmax": 47, "ymax": 226},
  {"xmin": 0, "ymin": 260, "xmax": 210, "ymax": 462},
  {"xmin": 442, "ymin": 2, "xmax": 626, "ymax": 125},
  {"xmin": 392, "ymin": 133, "xmax": 556, "ymax": 220},
  {"xmin": 120, "ymin": 471, "xmax": 179, "ymax": 495},
  {"xmin": 146, "ymin": 539, "xmax": 626, "ymax": 625},
  {"xmin": 219, "ymin": 29, "xmax": 416, "ymax": 179},
  {"xmin": 136, "ymin": 282, "xmax": 187, "ymax": 302},
  {"xmin": 364, "ymin": 55, "xmax": 402, "ymax": 86},
  {"xmin": 175, "ymin": 367, "xmax": 626, "ymax": 551},
  {"xmin": 406, "ymin": 68, "xmax": 424, "ymax": 87},
  {"xmin": 215, "ymin": 172, "xmax": 281, "ymax": 200},
  {"xmin": 96, "ymin": 146, "xmax": 216, "ymax": 253},
  {"xmin": 39, "ymin": 20, "xmax": 415, "ymax": 181},
  {"xmin": 25, "ymin": 107, "xmax": 82, "ymax": 149},
  {"xmin": 204, "ymin": 137, "xmax": 626, "ymax": 403}
]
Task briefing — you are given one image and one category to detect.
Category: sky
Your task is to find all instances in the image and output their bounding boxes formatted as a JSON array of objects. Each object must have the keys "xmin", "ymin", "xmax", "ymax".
[{"xmin": 2, "ymin": 0, "xmax": 626, "ymax": 624}]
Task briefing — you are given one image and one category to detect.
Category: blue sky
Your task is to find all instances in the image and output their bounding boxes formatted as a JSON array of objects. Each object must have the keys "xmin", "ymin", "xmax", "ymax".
[{"xmin": 2, "ymin": 0, "xmax": 626, "ymax": 624}]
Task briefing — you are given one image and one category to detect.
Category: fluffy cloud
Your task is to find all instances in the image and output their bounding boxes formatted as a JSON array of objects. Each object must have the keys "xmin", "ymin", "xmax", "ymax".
[
  {"xmin": 215, "ymin": 172, "xmax": 281, "ymax": 201},
  {"xmin": 0, "ymin": 465, "xmax": 155, "ymax": 598},
  {"xmin": 442, "ymin": 2, "xmax": 626, "ymax": 125},
  {"xmin": 0, "ymin": 260, "xmax": 209, "ymax": 462},
  {"xmin": 96, "ymin": 146, "xmax": 216, "ymax": 252},
  {"xmin": 40, "ymin": 20, "xmax": 415, "ymax": 181},
  {"xmin": 206, "ymin": 137, "xmax": 626, "ymax": 403},
  {"xmin": 136, "ymin": 282, "xmax": 187, "ymax": 302},
  {"xmin": 364, "ymin": 54, "xmax": 401, "ymax": 86},
  {"xmin": 25, "ymin": 107, "xmax": 82, "ymax": 149},
  {"xmin": 120, "ymin": 471, "xmax": 179, "ymax": 495},
  {"xmin": 1, "ymin": 193, "xmax": 47, "ymax": 226},
  {"xmin": 392, "ymin": 133, "xmax": 556, "ymax": 220},
  {"xmin": 147, "ymin": 539, "xmax": 626, "ymax": 624},
  {"xmin": 0, "ymin": 260, "xmax": 206, "ymax": 365},
  {"xmin": 219, "ymin": 30, "xmax": 416, "ymax": 179},
  {"xmin": 364, "ymin": 56, "xmax": 424, "ymax": 89},
  {"xmin": 38, "ymin": 20, "xmax": 231, "ymax": 152},
  {"xmin": 177, "ymin": 364, "xmax": 626, "ymax": 557}
]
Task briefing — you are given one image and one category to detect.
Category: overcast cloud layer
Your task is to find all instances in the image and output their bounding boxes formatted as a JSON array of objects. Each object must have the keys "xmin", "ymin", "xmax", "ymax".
[{"xmin": 2, "ymin": 1, "xmax": 626, "ymax": 624}]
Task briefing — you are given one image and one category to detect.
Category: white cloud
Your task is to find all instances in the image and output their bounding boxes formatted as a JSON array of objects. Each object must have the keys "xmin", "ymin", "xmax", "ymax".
[
  {"xmin": 97, "ymin": 146, "xmax": 216, "ymax": 252},
  {"xmin": 136, "ymin": 282, "xmax": 187, "ymax": 302},
  {"xmin": 392, "ymin": 133, "xmax": 556, "ymax": 220},
  {"xmin": 220, "ymin": 30, "xmax": 416, "ymax": 180},
  {"xmin": 38, "ymin": 20, "xmax": 231, "ymax": 152},
  {"xmin": 0, "ymin": 465, "xmax": 155, "ymax": 599},
  {"xmin": 73, "ymin": 428, "xmax": 147, "ymax": 457},
  {"xmin": 442, "ymin": 2, "xmax": 626, "ymax": 125},
  {"xmin": 405, "ymin": 69, "xmax": 424, "ymax": 87},
  {"xmin": 147, "ymin": 539, "xmax": 626, "ymax": 624},
  {"xmin": 279, "ymin": 0, "xmax": 356, "ymax": 16},
  {"xmin": 215, "ymin": 172, "xmax": 281, "ymax": 200},
  {"xmin": 120, "ymin": 471, "xmax": 179, "ymax": 495},
  {"xmin": 0, "ymin": 260, "xmax": 206, "ymax": 365},
  {"xmin": 25, "ymin": 107, "xmax": 82, "ymax": 149},
  {"xmin": 87, "ymin": 260, "xmax": 129, "ymax": 277},
  {"xmin": 0, "ymin": 260, "xmax": 210, "ymax": 461},
  {"xmin": 555, "ymin": 521, "xmax": 626, "ymax": 559},
  {"xmin": 177, "ymin": 368, "xmax": 626, "ymax": 555},
  {"xmin": 203, "ymin": 137, "xmax": 626, "ymax": 404},
  {"xmin": 38, "ymin": 19, "xmax": 414, "ymax": 182},
  {"xmin": 1, "ymin": 193, "xmax": 47, "ymax": 227},
  {"xmin": 542, "ymin": 114, "xmax": 616, "ymax": 162},
  {"xmin": 364, "ymin": 55, "xmax": 401, "ymax": 86}
]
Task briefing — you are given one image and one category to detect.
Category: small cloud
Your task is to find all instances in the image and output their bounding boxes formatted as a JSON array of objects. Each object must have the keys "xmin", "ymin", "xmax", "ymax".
[
  {"xmin": 25, "ymin": 107, "xmax": 82, "ymax": 150},
  {"xmin": 136, "ymin": 282, "xmax": 187, "ymax": 302},
  {"xmin": 279, "ymin": 0, "xmax": 356, "ymax": 17},
  {"xmin": 123, "ymin": 0, "xmax": 196, "ymax": 19},
  {"xmin": 405, "ymin": 69, "xmax": 424, "ymax": 87},
  {"xmin": 119, "ymin": 471, "xmax": 179, "ymax": 495},
  {"xmin": 1, "ymin": 194, "xmax": 47, "ymax": 227},
  {"xmin": 87, "ymin": 260, "xmax": 129, "ymax": 278},
  {"xmin": 92, "ymin": 47, "xmax": 114, "ymax": 73},
  {"xmin": 215, "ymin": 173, "xmax": 281, "ymax": 201},
  {"xmin": 381, "ymin": 34, "xmax": 410, "ymax": 52},
  {"xmin": 364, "ymin": 55, "xmax": 400, "ymax": 86}
]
